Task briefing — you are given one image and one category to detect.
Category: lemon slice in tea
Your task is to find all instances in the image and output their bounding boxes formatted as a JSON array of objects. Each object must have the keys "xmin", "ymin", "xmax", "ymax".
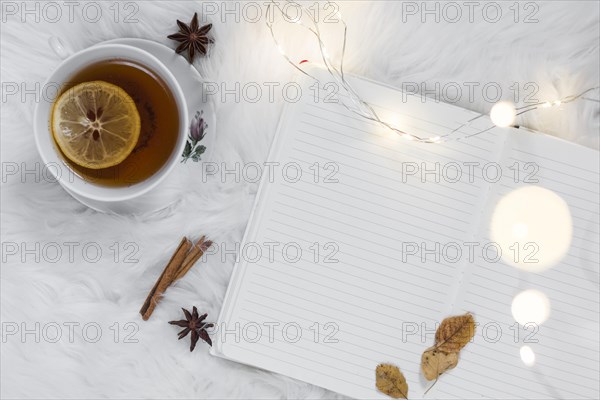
[{"xmin": 51, "ymin": 80, "xmax": 141, "ymax": 169}]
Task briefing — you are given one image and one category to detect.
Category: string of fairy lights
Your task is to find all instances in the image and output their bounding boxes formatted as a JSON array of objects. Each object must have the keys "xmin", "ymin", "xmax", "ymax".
[{"xmin": 266, "ymin": 0, "xmax": 599, "ymax": 144}]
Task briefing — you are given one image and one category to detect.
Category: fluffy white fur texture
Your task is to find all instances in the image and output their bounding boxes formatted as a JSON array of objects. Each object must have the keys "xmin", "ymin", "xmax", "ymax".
[{"xmin": 1, "ymin": 1, "xmax": 598, "ymax": 399}]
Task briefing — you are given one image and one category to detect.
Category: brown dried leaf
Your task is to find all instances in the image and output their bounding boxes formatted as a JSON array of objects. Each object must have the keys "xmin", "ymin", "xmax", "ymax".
[
  {"xmin": 375, "ymin": 363, "xmax": 408, "ymax": 399},
  {"xmin": 435, "ymin": 313, "xmax": 475, "ymax": 353},
  {"xmin": 421, "ymin": 346, "xmax": 459, "ymax": 381}
]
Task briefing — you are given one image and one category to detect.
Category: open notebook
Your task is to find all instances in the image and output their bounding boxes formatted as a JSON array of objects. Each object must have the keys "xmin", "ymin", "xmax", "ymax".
[{"xmin": 212, "ymin": 68, "xmax": 600, "ymax": 399}]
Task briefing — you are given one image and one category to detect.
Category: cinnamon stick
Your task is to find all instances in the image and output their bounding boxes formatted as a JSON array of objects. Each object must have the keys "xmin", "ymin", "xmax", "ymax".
[
  {"xmin": 173, "ymin": 236, "xmax": 213, "ymax": 281},
  {"xmin": 140, "ymin": 237, "xmax": 192, "ymax": 320}
]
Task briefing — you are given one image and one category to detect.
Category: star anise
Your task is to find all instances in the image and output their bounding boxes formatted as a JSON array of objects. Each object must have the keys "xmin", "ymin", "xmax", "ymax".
[
  {"xmin": 167, "ymin": 13, "xmax": 213, "ymax": 63},
  {"xmin": 169, "ymin": 306, "xmax": 213, "ymax": 351}
]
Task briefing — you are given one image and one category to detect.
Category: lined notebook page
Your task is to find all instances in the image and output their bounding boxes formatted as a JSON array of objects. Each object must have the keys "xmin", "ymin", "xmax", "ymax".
[
  {"xmin": 213, "ymin": 69, "xmax": 508, "ymax": 399},
  {"xmin": 450, "ymin": 131, "xmax": 600, "ymax": 399}
]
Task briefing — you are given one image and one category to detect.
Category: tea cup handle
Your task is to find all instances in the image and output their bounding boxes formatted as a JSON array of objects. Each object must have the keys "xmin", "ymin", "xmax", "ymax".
[{"xmin": 48, "ymin": 36, "xmax": 72, "ymax": 60}]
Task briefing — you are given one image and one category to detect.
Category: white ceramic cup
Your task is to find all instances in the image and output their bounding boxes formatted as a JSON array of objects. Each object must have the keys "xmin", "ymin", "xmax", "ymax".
[{"xmin": 33, "ymin": 43, "xmax": 189, "ymax": 213}]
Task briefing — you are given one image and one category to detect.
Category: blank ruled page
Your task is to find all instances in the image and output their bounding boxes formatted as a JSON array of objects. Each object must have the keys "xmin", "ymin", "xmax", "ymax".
[
  {"xmin": 213, "ymin": 69, "xmax": 509, "ymax": 399},
  {"xmin": 449, "ymin": 130, "xmax": 600, "ymax": 399}
]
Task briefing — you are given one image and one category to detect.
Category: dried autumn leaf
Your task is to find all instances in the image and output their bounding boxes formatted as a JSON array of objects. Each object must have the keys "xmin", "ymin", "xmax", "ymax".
[
  {"xmin": 375, "ymin": 363, "xmax": 408, "ymax": 399},
  {"xmin": 421, "ymin": 346, "xmax": 459, "ymax": 381},
  {"xmin": 435, "ymin": 313, "xmax": 475, "ymax": 353}
]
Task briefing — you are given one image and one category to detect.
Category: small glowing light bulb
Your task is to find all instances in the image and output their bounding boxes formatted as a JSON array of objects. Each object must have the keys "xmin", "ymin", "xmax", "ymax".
[
  {"xmin": 490, "ymin": 101, "xmax": 517, "ymax": 127},
  {"xmin": 542, "ymin": 102, "xmax": 552, "ymax": 108},
  {"xmin": 490, "ymin": 186, "xmax": 572, "ymax": 271},
  {"xmin": 520, "ymin": 346, "xmax": 536, "ymax": 367},
  {"xmin": 511, "ymin": 289, "xmax": 551, "ymax": 325}
]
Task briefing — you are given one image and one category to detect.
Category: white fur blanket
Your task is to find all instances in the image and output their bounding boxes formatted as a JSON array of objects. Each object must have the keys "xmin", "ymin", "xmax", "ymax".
[{"xmin": 1, "ymin": 1, "xmax": 598, "ymax": 398}]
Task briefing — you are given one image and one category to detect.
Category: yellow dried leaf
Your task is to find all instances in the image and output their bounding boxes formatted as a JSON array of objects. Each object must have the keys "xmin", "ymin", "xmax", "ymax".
[
  {"xmin": 435, "ymin": 313, "xmax": 475, "ymax": 352},
  {"xmin": 375, "ymin": 363, "xmax": 408, "ymax": 399},
  {"xmin": 421, "ymin": 346, "xmax": 459, "ymax": 381}
]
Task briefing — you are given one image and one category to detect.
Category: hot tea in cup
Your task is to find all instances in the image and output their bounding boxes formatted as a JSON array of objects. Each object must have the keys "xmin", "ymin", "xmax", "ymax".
[
  {"xmin": 34, "ymin": 44, "xmax": 189, "ymax": 210},
  {"xmin": 51, "ymin": 59, "xmax": 180, "ymax": 187}
]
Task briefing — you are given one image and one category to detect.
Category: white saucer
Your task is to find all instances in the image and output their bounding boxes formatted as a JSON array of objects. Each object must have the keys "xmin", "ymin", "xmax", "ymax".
[{"xmin": 67, "ymin": 38, "xmax": 216, "ymax": 215}]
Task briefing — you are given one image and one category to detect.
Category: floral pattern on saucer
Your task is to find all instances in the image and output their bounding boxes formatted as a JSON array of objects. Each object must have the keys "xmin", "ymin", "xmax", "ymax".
[{"xmin": 182, "ymin": 110, "xmax": 207, "ymax": 163}]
